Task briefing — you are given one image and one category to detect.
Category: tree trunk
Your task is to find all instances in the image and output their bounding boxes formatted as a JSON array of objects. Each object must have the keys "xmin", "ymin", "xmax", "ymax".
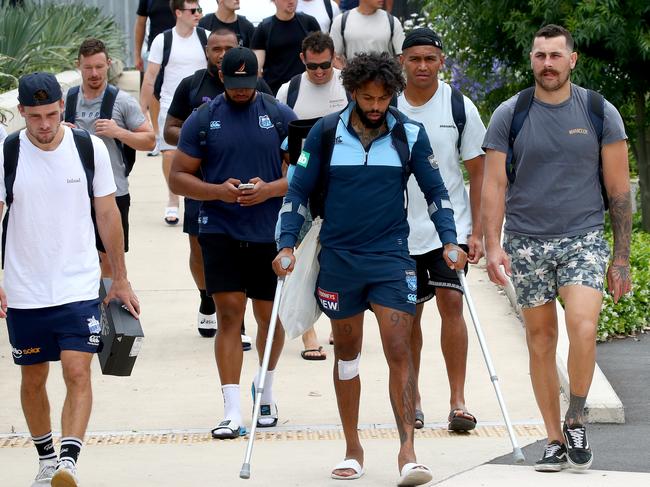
[{"xmin": 634, "ymin": 89, "xmax": 650, "ymax": 232}]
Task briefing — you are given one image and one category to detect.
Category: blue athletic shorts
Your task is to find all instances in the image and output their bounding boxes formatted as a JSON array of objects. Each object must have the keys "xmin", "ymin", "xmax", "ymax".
[
  {"xmin": 183, "ymin": 197, "xmax": 201, "ymax": 236},
  {"xmin": 6, "ymin": 298, "xmax": 102, "ymax": 366},
  {"xmin": 316, "ymin": 248, "xmax": 417, "ymax": 319}
]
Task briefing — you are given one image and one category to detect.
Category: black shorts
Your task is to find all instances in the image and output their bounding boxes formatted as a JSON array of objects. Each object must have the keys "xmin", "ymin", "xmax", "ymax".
[
  {"xmin": 183, "ymin": 197, "xmax": 201, "ymax": 236},
  {"xmin": 413, "ymin": 245, "xmax": 469, "ymax": 303},
  {"xmin": 198, "ymin": 233, "xmax": 277, "ymax": 300},
  {"xmin": 96, "ymin": 194, "xmax": 130, "ymax": 253}
]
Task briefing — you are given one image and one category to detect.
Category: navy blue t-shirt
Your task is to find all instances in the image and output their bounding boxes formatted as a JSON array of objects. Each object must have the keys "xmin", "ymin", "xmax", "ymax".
[{"xmin": 178, "ymin": 93, "xmax": 297, "ymax": 242}]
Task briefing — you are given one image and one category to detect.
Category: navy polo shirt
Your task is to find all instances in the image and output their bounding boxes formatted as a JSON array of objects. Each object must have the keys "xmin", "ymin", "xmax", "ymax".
[{"xmin": 178, "ymin": 93, "xmax": 296, "ymax": 242}]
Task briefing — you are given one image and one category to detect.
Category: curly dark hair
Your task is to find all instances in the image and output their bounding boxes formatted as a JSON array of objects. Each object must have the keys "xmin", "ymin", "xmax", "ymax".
[{"xmin": 341, "ymin": 52, "xmax": 405, "ymax": 95}]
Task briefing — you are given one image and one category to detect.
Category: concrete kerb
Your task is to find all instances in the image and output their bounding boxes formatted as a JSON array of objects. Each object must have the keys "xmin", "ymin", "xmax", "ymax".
[{"xmin": 502, "ymin": 280, "xmax": 625, "ymax": 423}]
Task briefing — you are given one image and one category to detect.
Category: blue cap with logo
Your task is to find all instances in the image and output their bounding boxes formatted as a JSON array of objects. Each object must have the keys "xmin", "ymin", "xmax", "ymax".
[
  {"xmin": 18, "ymin": 72, "xmax": 63, "ymax": 106},
  {"xmin": 221, "ymin": 47, "xmax": 258, "ymax": 90}
]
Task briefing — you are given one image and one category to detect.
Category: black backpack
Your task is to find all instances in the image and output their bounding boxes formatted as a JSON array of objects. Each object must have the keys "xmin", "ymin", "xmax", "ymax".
[
  {"xmin": 308, "ymin": 106, "xmax": 411, "ymax": 219},
  {"xmin": 323, "ymin": 0, "xmax": 333, "ymax": 28},
  {"xmin": 259, "ymin": 12, "xmax": 309, "ymax": 45},
  {"xmin": 285, "ymin": 73, "xmax": 352, "ymax": 110},
  {"xmin": 340, "ymin": 9, "xmax": 395, "ymax": 58},
  {"xmin": 154, "ymin": 27, "xmax": 208, "ymax": 100},
  {"xmin": 65, "ymin": 84, "xmax": 137, "ymax": 176},
  {"xmin": 1, "ymin": 128, "xmax": 95, "ymax": 268},
  {"xmin": 506, "ymin": 86, "xmax": 608, "ymax": 209}
]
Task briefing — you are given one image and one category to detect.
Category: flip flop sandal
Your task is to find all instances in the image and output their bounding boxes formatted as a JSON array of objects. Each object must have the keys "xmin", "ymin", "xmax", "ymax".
[
  {"xmin": 251, "ymin": 382, "xmax": 279, "ymax": 427},
  {"xmin": 414, "ymin": 409, "xmax": 424, "ymax": 430},
  {"xmin": 300, "ymin": 346, "xmax": 327, "ymax": 361},
  {"xmin": 397, "ymin": 463, "xmax": 433, "ymax": 486},
  {"xmin": 211, "ymin": 419, "xmax": 246, "ymax": 439},
  {"xmin": 448, "ymin": 409, "xmax": 477, "ymax": 432},
  {"xmin": 164, "ymin": 206, "xmax": 179, "ymax": 225},
  {"xmin": 331, "ymin": 458, "xmax": 365, "ymax": 480}
]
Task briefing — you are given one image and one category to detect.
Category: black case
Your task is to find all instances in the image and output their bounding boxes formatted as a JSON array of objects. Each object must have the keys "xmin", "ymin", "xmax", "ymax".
[{"xmin": 97, "ymin": 278, "xmax": 144, "ymax": 376}]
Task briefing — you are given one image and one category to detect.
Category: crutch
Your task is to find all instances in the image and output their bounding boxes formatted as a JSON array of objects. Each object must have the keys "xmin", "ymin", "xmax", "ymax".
[
  {"xmin": 449, "ymin": 250, "xmax": 525, "ymax": 463},
  {"xmin": 240, "ymin": 257, "xmax": 291, "ymax": 479}
]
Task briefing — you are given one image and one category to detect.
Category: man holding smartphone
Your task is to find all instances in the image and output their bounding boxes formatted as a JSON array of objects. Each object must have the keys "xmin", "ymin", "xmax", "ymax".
[{"xmin": 169, "ymin": 47, "xmax": 297, "ymax": 439}]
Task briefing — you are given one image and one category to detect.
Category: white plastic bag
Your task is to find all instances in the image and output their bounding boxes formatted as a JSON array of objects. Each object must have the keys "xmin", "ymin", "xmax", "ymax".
[{"xmin": 279, "ymin": 218, "xmax": 322, "ymax": 339}]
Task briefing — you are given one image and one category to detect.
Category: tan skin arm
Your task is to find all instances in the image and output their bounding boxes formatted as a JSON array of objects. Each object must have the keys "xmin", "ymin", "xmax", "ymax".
[
  {"xmin": 481, "ymin": 148, "xmax": 511, "ymax": 286},
  {"xmin": 163, "ymin": 113, "xmax": 184, "ymax": 147},
  {"xmin": 94, "ymin": 194, "xmax": 140, "ymax": 317},
  {"xmin": 140, "ymin": 61, "xmax": 161, "ymax": 115},
  {"xmin": 134, "ymin": 15, "xmax": 147, "ymax": 72},
  {"xmin": 94, "ymin": 119, "xmax": 156, "ymax": 151},
  {"xmin": 464, "ymin": 154, "xmax": 485, "ymax": 264},
  {"xmin": 602, "ymin": 139, "xmax": 632, "ymax": 303},
  {"xmin": 253, "ymin": 50, "xmax": 266, "ymax": 76}
]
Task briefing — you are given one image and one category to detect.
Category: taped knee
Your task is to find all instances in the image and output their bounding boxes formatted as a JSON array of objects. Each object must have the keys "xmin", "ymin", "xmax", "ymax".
[{"xmin": 337, "ymin": 353, "xmax": 360, "ymax": 380}]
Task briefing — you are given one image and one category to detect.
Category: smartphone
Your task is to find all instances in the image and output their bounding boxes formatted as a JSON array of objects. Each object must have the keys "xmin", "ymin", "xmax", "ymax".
[{"xmin": 238, "ymin": 183, "xmax": 255, "ymax": 190}]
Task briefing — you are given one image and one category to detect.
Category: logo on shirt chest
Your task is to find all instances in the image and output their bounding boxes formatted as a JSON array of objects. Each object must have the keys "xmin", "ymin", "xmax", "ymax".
[
  {"xmin": 259, "ymin": 115, "xmax": 273, "ymax": 129},
  {"xmin": 568, "ymin": 128, "xmax": 589, "ymax": 135},
  {"xmin": 67, "ymin": 178, "xmax": 81, "ymax": 184}
]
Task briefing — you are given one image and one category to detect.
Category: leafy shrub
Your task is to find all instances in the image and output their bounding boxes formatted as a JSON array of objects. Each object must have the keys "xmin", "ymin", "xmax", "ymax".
[
  {"xmin": 598, "ymin": 213, "xmax": 650, "ymax": 341},
  {"xmin": 0, "ymin": 1, "xmax": 125, "ymax": 92}
]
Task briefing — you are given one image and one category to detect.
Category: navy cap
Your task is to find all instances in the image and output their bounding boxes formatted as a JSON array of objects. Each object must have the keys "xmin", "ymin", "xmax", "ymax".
[
  {"xmin": 221, "ymin": 47, "xmax": 258, "ymax": 89},
  {"xmin": 402, "ymin": 28, "xmax": 444, "ymax": 51},
  {"xmin": 18, "ymin": 72, "xmax": 63, "ymax": 106}
]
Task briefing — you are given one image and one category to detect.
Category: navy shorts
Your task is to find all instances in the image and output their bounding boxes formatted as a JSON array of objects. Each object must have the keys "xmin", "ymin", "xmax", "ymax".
[
  {"xmin": 316, "ymin": 248, "xmax": 417, "ymax": 319},
  {"xmin": 183, "ymin": 197, "xmax": 201, "ymax": 236},
  {"xmin": 6, "ymin": 298, "xmax": 102, "ymax": 366},
  {"xmin": 413, "ymin": 244, "xmax": 469, "ymax": 303}
]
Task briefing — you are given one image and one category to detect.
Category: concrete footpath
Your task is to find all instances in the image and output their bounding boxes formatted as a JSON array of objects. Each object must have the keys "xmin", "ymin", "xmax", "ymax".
[{"xmin": 1, "ymin": 73, "xmax": 648, "ymax": 486}]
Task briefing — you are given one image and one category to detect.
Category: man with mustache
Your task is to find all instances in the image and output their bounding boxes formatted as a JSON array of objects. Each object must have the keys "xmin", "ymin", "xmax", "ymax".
[
  {"xmin": 482, "ymin": 24, "xmax": 631, "ymax": 472},
  {"xmin": 274, "ymin": 52, "xmax": 466, "ymax": 485},
  {"xmin": 164, "ymin": 29, "xmax": 271, "ymax": 340},
  {"xmin": 169, "ymin": 47, "xmax": 296, "ymax": 439}
]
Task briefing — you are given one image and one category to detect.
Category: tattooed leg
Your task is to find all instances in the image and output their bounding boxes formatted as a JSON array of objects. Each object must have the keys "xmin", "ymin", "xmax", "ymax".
[{"xmin": 565, "ymin": 393, "xmax": 587, "ymax": 427}]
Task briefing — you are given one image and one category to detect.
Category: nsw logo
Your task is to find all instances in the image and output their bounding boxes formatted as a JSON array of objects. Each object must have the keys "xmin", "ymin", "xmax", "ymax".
[
  {"xmin": 317, "ymin": 288, "xmax": 339, "ymax": 311},
  {"xmin": 259, "ymin": 115, "xmax": 273, "ymax": 129},
  {"xmin": 87, "ymin": 315, "xmax": 101, "ymax": 334},
  {"xmin": 405, "ymin": 271, "xmax": 417, "ymax": 292}
]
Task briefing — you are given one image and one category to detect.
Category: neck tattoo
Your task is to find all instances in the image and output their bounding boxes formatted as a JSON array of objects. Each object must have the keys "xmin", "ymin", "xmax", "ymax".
[{"xmin": 350, "ymin": 112, "xmax": 387, "ymax": 149}]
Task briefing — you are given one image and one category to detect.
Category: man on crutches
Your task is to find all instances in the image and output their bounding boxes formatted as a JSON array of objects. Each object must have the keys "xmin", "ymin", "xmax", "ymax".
[
  {"xmin": 169, "ymin": 47, "xmax": 297, "ymax": 439},
  {"xmin": 274, "ymin": 52, "xmax": 466, "ymax": 485},
  {"xmin": 482, "ymin": 24, "xmax": 631, "ymax": 472}
]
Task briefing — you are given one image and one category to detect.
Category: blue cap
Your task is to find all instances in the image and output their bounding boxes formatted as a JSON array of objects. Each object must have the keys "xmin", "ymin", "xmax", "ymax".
[{"xmin": 18, "ymin": 72, "xmax": 63, "ymax": 106}]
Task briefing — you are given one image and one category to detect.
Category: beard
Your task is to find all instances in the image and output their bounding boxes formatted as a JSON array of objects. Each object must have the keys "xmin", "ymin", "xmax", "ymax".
[
  {"xmin": 354, "ymin": 102, "xmax": 387, "ymax": 129},
  {"xmin": 207, "ymin": 62, "xmax": 220, "ymax": 78},
  {"xmin": 224, "ymin": 89, "xmax": 256, "ymax": 106},
  {"xmin": 534, "ymin": 68, "xmax": 571, "ymax": 92}
]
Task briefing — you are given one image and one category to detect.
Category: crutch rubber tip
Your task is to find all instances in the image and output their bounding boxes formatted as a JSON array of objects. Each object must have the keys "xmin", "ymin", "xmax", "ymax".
[
  {"xmin": 239, "ymin": 463, "xmax": 251, "ymax": 479},
  {"xmin": 513, "ymin": 448, "xmax": 525, "ymax": 464}
]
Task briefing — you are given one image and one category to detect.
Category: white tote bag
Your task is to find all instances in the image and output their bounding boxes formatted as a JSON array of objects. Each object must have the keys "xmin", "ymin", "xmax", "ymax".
[{"xmin": 279, "ymin": 218, "xmax": 322, "ymax": 339}]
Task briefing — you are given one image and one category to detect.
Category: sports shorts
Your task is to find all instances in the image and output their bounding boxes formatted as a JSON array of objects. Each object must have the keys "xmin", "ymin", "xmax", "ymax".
[
  {"xmin": 158, "ymin": 105, "xmax": 176, "ymax": 151},
  {"xmin": 503, "ymin": 230, "xmax": 609, "ymax": 309},
  {"xmin": 199, "ymin": 233, "xmax": 277, "ymax": 300},
  {"xmin": 316, "ymin": 247, "xmax": 417, "ymax": 320},
  {"xmin": 96, "ymin": 194, "xmax": 130, "ymax": 253},
  {"xmin": 6, "ymin": 298, "xmax": 102, "ymax": 366},
  {"xmin": 413, "ymin": 244, "xmax": 469, "ymax": 303},
  {"xmin": 183, "ymin": 197, "xmax": 201, "ymax": 236}
]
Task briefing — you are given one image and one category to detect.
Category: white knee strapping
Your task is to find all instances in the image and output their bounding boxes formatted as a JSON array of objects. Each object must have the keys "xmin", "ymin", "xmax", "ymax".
[{"xmin": 338, "ymin": 353, "xmax": 361, "ymax": 380}]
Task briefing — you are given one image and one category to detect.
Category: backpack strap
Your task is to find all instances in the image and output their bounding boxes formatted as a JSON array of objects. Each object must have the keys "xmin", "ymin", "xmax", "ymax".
[
  {"xmin": 387, "ymin": 11, "xmax": 395, "ymax": 55},
  {"xmin": 161, "ymin": 29, "xmax": 174, "ymax": 69},
  {"xmin": 71, "ymin": 128, "xmax": 96, "ymax": 200},
  {"xmin": 506, "ymin": 86, "xmax": 535, "ymax": 184},
  {"xmin": 196, "ymin": 100, "xmax": 213, "ymax": 149},
  {"xmin": 450, "ymin": 86, "xmax": 466, "ymax": 153},
  {"xmin": 387, "ymin": 106, "xmax": 411, "ymax": 173},
  {"xmin": 1, "ymin": 132, "xmax": 20, "ymax": 268},
  {"xmin": 309, "ymin": 111, "xmax": 341, "ymax": 219},
  {"xmin": 197, "ymin": 27, "xmax": 208, "ymax": 48},
  {"xmin": 340, "ymin": 10, "xmax": 350, "ymax": 59},
  {"xmin": 64, "ymin": 86, "xmax": 80, "ymax": 124},
  {"xmin": 587, "ymin": 89, "xmax": 608, "ymax": 210},
  {"xmin": 323, "ymin": 0, "xmax": 333, "ymax": 23},
  {"xmin": 189, "ymin": 68, "xmax": 209, "ymax": 107},
  {"xmin": 100, "ymin": 84, "xmax": 119, "ymax": 120},
  {"xmin": 260, "ymin": 92, "xmax": 287, "ymax": 142},
  {"xmin": 294, "ymin": 12, "xmax": 309, "ymax": 36},
  {"xmin": 286, "ymin": 74, "xmax": 302, "ymax": 109}
]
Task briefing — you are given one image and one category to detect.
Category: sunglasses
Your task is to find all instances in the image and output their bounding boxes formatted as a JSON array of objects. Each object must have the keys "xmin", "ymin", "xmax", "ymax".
[
  {"xmin": 181, "ymin": 7, "xmax": 202, "ymax": 14},
  {"xmin": 305, "ymin": 61, "xmax": 332, "ymax": 71}
]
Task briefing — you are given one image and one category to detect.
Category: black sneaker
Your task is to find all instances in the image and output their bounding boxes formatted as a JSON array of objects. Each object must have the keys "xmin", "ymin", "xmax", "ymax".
[
  {"xmin": 563, "ymin": 423, "xmax": 593, "ymax": 470},
  {"xmin": 534, "ymin": 441, "xmax": 568, "ymax": 472}
]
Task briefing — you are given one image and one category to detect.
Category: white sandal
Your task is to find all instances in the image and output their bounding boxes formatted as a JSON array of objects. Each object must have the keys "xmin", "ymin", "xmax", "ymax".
[
  {"xmin": 397, "ymin": 463, "xmax": 432, "ymax": 486},
  {"xmin": 331, "ymin": 458, "xmax": 365, "ymax": 480},
  {"xmin": 164, "ymin": 206, "xmax": 179, "ymax": 225}
]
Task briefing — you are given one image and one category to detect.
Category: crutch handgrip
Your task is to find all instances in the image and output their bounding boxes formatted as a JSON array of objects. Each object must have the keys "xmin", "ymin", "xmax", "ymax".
[
  {"xmin": 280, "ymin": 256, "xmax": 291, "ymax": 269},
  {"xmin": 448, "ymin": 249, "xmax": 459, "ymax": 263}
]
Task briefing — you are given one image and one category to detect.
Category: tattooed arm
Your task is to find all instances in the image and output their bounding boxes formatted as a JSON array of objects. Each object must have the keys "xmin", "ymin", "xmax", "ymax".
[{"xmin": 602, "ymin": 139, "xmax": 632, "ymax": 303}]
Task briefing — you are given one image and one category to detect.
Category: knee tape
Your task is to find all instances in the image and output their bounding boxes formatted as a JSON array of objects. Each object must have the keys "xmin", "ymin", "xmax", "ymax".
[{"xmin": 337, "ymin": 353, "xmax": 361, "ymax": 380}]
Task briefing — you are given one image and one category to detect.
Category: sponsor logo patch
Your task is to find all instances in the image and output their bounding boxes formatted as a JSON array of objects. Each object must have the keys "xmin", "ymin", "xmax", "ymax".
[
  {"xmin": 428, "ymin": 153, "xmax": 438, "ymax": 170},
  {"xmin": 12, "ymin": 347, "xmax": 41, "ymax": 359},
  {"xmin": 407, "ymin": 293, "xmax": 417, "ymax": 303},
  {"xmin": 297, "ymin": 150, "xmax": 310, "ymax": 168},
  {"xmin": 569, "ymin": 128, "xmax": 588, "ymax": 135},
  {"xmin": 259, "ymin": 115, "xmax": 273, "ymax": 129},
  {"xmin": 88, "ymin": 335, "xmax": 100, "ymax": 346},
  {"xmin": 317, "ymin": 287, "xmax": 339, "ymax": 311},
  {"xmin": 210, "ymin": 120, "xmax": 221, "ymax": 130},
  {"xmin": 87, "ymin": 315, "xmax": 101, "ymax": 334},
  {"xmin": 405, "ymin": 270, "xmax": 417, "ymax": 292}
]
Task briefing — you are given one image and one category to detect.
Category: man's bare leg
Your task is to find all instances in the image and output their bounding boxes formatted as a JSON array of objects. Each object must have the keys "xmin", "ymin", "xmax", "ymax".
[
  {"xmin": 410, "ymin": 304, "xmax": 425, "ymax": 412},
  {"xmin": 21, "ymin": 363, "xmax": 51, "ymax": 437},
  {"xmin": 161, "ymin": 149, "xmax": 180, "ymax": 212},
  {"xmin": 330, "ymin": 313, "xmax": 364, "ymax": 478},
  {"xmin": 213, "ymin": 292, "xmax": 247, "ymax": 383},
  {"xmin": 60, "ymin": 351, "xmax": 93, "ymax": 439}
]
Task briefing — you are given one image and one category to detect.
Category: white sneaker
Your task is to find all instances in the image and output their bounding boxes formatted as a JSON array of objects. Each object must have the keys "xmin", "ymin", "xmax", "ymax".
[
  {"xmin": 197, "ymin": 312, "xmax": 217, "ymax": 337},
  {"xmin": 51, "ymin": 460, "xmax": 78, "ymax": 487},
  {"xmin": 32, "ymin": 460, "xmax": 56, "ymax": 485},
  {"xmin": 241, "ymin": 333, "xmax": 252, "ymax": 351}
]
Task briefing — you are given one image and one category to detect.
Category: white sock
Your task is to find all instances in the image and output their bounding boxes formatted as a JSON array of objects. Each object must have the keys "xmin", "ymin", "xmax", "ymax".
[
  {"xmin": 254, "ymin": 368, "xmax": 275, "ymax": 405},
  {"xmin": 222, "ymin": 384, "xmax": 242, "ymax": 425}
]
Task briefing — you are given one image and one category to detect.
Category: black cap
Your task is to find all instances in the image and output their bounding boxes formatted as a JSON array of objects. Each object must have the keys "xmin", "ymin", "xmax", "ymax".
[
  {"xmin": 18, "ymin": 72, "xmax": 63, "ymax": 106},
  {"xmin": 221, "ymin": 47, "xmax": 258, "ymax": 90},
  {"xmin": 402, "ymin": 28, "xmax": 443, "ymax": 51}
]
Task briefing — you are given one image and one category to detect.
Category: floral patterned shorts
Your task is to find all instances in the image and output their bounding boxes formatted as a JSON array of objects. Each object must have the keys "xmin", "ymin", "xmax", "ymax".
[{"xmin": 503, "ymin": 230, "xmax": 610, "ymax": 309}]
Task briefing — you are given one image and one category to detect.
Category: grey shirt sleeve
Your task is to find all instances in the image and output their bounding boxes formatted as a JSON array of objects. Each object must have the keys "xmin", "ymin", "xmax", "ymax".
[
  {"xmin": 115, "ymin": 91, "xmax": 147, "ymax": 131},
  {"xmin": 602, "ymin": 99, "xmax": 627, "ymax": 145},
  {"xmin": 482, "ymin": 96, "xmax": 516, "ymax": 154}
]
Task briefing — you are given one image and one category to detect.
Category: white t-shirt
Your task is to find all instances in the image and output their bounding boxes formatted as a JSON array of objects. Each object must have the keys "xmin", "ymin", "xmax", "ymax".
[
  {"xmin": 297, "ymin": 0, "xmax": 340, "ymax": 32},
  {"xmin": 0, "ymin": 127, "xmax": 117, "ymax": 308},
  {"xmin": 330, "ymin": 8, "xmax": 404, "ymax": 59},
  {"xmin": 276, "ymin": 68, "xmax": 348, "ymax": 119},
  {"xmin": 148, "ymin": 27, "xmax": 209, "ymax": 109},
  {"xmin": 398, "ymin": 81, "xmax": 486, "ymax": 253}
]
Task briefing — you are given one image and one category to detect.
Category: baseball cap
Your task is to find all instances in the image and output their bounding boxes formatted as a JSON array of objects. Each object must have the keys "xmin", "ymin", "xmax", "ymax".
[
  {"xmin": 221, "ymin": 47, "xmax": 258, "ymax": 90},
  {"xmin": 402, "ymin": 28, "xmax": 444, "ymax": 51},
  {"xmin": 18, "ymin": 72, "xmax": 63, "ymax": 106}
]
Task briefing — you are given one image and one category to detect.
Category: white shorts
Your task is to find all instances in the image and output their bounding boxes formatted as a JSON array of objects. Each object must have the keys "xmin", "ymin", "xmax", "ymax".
[{"xmin": 158, "ymin": 105, "xmax": 177, "ymax": 152}]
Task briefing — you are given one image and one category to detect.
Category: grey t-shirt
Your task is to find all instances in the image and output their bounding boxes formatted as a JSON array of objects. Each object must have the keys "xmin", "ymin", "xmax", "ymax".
[
  {"xmin": 483, "ymin": 84, "xmax": 627, "ymax": 238},
  {"xmin": 72, "ymin": 86, "xmax": 146, "ymax": 196}
]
